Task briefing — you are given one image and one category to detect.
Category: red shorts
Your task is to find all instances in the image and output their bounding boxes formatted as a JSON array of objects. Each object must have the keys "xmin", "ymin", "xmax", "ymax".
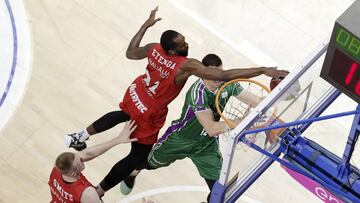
[{"xmin": 119, "ymin": 83, "xmax": 168, "ymax": 144}]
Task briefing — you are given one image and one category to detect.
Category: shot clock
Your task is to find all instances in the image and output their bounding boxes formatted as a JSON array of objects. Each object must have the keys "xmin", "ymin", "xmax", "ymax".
[{"xmin": 321, "ymin": 1, "xmax": 360, "ymax": 103}]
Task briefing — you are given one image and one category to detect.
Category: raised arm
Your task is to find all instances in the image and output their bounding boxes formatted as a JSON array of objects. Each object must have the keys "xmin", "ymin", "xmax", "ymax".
[
  {"xmin": 176, "ymin": 59, "xmax": 288, "ymax": 84},
  {"xmin": 78, "ymin": 121, "xmax": 137, "ymax": 162},
  {"xmin": 126, "ymin": 7, "xmax": 162, "ymax": 60}
]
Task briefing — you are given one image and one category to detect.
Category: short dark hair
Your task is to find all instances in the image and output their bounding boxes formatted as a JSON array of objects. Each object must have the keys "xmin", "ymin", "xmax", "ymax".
[
  {"xmin": 202, "ymin": 54, "xmax": 223, "ymax": 67},
  {"xmin": 55, "ymin": 152, "xmax": 75, "ymax": 174},
  {"xmin": 160, "ymin": 30, "xmax": 179, "ymax": 52}
]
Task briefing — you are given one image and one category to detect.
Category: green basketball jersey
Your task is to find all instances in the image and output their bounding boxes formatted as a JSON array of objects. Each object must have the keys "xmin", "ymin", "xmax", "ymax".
[{"xmin": 157, "ymin": 79, "xmax": 243, "ymax": 143}]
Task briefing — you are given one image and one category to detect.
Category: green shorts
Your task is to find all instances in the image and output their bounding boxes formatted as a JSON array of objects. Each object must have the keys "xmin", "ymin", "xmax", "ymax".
[{"xmin": 148, "ymin": 133, "xmax": 222, "ymax": 180}]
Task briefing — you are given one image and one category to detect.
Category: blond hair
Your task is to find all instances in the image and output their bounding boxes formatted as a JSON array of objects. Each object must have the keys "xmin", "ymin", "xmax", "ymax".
[{"xmin": 55, "ymin": 152, "xmax": 75, "ymax": 174}]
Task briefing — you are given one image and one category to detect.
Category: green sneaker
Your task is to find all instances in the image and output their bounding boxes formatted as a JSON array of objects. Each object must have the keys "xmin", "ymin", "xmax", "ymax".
[{"xmin": 120, "ymin": 175, "xmax": 136, "ymax": 195}]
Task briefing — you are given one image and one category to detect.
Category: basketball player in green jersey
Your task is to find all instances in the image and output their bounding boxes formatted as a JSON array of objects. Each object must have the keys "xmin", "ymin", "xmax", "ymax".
[{"xmin": 120, "ymin": 53, "xmax": 267, "ymax": 202}]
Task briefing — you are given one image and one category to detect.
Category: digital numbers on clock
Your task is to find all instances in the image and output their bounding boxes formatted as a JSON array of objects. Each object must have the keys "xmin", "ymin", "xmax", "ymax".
[
  {"xmin": 345, "ymin": 62, "xmax": 360, "ymax": 95},
  {"xmin": 328, "ymin": 49, "xmax": 360, "ymax": 99},
  {"xmin": 320, "ymin": 12, "xmax": 360, "ymax": 103},
  {"xmin": 336, "ymin": 28, "xmax": 360, "ymax": 61}
]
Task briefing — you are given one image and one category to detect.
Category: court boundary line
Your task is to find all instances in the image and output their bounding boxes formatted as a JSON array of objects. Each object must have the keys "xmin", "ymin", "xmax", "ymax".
[
  {"xmin": 1, "ymin": 0, "xmax": 18, "ymax": 108},
  {"xmin": 117, "ymin": 185, "xmax": 262, "ymax": 203},
  {"xmin": 0, "ymin": 0, "xmax": 32, "ymax": 130}
]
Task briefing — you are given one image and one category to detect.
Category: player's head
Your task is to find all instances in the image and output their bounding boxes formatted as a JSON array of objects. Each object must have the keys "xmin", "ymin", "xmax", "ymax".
[
  {"xmin": 202, "ymin": 54, "xmax": 223, "ymax": 67},
  {"xmin": 55, "ymin": 152, "xmax": 85, "ymax": 177},
  {"xmin": 161, "ymin": 30, "xmax": 189, "ymax": 57},
  {"xmin": 202, "ymin": 54, "xmax": 223, "ymax": 89}
]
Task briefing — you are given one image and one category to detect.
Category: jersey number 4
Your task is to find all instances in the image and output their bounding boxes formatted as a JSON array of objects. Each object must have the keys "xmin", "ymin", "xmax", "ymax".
[{"xmin": 144, "ymin": 70, "xmax": 160, "ymax": 94}]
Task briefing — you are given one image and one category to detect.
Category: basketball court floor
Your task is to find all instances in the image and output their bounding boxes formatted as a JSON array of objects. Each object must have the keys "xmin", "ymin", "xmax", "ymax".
[{"xmin": 0, "ymin": 0, "xmax": 358, "ymax": 202}]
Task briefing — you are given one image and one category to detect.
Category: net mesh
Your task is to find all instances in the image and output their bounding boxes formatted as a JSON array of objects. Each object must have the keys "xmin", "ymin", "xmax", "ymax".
[{"xmin": 216, "ymin": 79, "xmax": 277, "ymax": 151}]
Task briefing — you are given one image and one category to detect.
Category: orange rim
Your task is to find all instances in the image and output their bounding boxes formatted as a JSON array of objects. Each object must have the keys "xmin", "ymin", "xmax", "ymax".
[{"xmin": 215, "ymin": 78, "xmax": 271, "ymax": 129}]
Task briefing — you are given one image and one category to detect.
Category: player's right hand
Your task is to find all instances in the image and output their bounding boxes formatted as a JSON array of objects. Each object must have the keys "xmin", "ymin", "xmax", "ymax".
[{"xmin": 143, "ymin": 6, "xmax": 162, "ymax": 28}]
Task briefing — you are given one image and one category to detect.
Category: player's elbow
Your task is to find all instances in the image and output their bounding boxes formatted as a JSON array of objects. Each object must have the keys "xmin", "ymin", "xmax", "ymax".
[
  {"xmin": 82, "ymin": 151, "xmax": 96, "ymax": 161},
  {"xmin": 207, "ymin": 131, "xmax": 218, "ymax": 137},
  {"xmin": 126, "ymin": 50, "xmax": 137, "ymax": 60},
  {"xmin": 126, "ymin": 48, "xmax": 144, "ymax": 60},
  {"xmin": 206, "ymin": 128, "xmax": 220, "ymax": 137}
]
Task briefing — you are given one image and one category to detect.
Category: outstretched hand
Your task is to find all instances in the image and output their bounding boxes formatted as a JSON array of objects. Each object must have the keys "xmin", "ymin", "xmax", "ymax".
[
  {"xmin": 143, "ymin": 6, "xmax": 162, "ymax": 28},
  {"xmin": 116, "ymin": 120, "xmax": 138, "ymax": 143},
  {"xmin": 264, "ymin": 67, "xmax": 289, "ymax": 78}
]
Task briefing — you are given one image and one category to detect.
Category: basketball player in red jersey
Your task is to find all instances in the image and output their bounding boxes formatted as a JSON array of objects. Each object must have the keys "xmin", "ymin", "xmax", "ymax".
[
  {"xmin": 64, "ymin": 7, "xmax": 288, "ymax": 196},
  {"xmin": 50, "ymin": 121, "xmax": 136, "ymax": 203}
]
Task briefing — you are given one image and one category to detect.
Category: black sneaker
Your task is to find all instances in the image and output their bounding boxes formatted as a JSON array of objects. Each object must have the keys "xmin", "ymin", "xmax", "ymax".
[
  {"xmin": 120, "ymin": 175, "xmax": 136, "ymax": 195},
  {"xmin": 64, "ymin": 133, "xmax": 87, "ymax": 151}
]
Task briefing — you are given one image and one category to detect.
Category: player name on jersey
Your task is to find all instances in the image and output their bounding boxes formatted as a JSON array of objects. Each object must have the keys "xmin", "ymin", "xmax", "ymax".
[
  {"xmin": 148, "ymin": 49, "xmax": 177, "ymax": 79},
  {"xmin": 50, "ymin": 179, "xmax": 74, "ymax": 202}
]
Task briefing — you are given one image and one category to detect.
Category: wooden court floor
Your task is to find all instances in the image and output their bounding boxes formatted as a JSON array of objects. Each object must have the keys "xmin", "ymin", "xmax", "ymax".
[{"xmin": 0, "ymin": 0, "xmax": 356, "ymax": 202}]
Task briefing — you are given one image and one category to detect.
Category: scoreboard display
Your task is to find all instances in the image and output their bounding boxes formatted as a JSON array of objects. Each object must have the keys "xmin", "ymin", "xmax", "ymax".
[{"xmin": 321, "ymin": 1, "xmax": 360, "ymax": 103}]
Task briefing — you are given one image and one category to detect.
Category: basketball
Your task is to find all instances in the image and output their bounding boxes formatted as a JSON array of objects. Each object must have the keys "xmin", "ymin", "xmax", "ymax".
[
  {"xmin": 270, "ymin": 77, "xmax": 285, "ymax": 91},
  {"xmin": 270, "ymin": 77, "xmax": 302, "ymax": 101}
]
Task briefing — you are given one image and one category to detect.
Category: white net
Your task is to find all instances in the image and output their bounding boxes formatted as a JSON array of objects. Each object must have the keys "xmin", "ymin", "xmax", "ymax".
[{"xmin": 216, "ymin": 79, "xmax": 278, "ymax": 151}]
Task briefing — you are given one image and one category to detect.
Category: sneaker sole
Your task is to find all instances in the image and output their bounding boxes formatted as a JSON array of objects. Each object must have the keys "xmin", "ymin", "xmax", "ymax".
[{"xmin": 64, "ymin": 135, "xmax": 73, "ymax": 148}]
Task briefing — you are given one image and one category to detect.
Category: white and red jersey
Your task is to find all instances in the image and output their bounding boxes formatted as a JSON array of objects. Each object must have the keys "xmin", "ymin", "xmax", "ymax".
[
  {"xmin": 49, "ymin": 167, "xmax": 94, "ymax": 203},
  {"xmin": 120, "ymin": 44, "xmax": 188, "ymax": 144}
]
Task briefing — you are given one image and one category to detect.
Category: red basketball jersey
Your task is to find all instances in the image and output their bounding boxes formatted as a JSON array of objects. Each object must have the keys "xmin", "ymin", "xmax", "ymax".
[
  {"xmin": 139, "ymin": 44, "xmax": 187, "ymax": 106},
  {"xmin": 49, "ymin": 167, "xmax": 94, "ymax": 203},
  {"xmin": 119, "ymin": 44, "xmax": 188, "ymax": 144}
]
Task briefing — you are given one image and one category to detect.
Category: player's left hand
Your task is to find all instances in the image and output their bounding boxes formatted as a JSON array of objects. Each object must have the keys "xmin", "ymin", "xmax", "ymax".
[
  {"xmin": 116, "ymin": 120, "xmax": 138, "ymax": 143},
  {"xmin": 264, "ymin": 67, "xmax": 289, "ymax": 78},
  {"xmin": 143, "ymin": 6, "xmax": 162, "ymax": 28}
]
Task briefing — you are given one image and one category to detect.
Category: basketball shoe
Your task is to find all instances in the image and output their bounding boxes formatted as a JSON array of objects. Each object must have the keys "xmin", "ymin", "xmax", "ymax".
[
  {"xmin": 64, "ymin": 133, "xmax": 87, "ymax": 151},
  {"xmin": 120, "ymin": 175, "xmax": 136, "ymax": 195}
]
